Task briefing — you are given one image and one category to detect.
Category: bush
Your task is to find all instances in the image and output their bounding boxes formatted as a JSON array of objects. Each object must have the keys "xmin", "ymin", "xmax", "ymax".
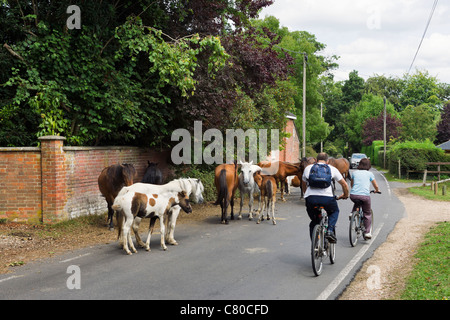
[{"xmin": 387, "ymin": 140, "xmax": 446, "ymax": 176}]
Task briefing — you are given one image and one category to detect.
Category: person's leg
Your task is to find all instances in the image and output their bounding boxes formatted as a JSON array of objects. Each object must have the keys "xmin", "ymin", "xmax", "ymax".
[{"xmin": 305, "ymin": 196, "xmax": 322, "ymax": 239}]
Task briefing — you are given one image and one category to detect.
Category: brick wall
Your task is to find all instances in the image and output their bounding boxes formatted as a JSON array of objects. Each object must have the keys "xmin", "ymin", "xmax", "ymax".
[
  {"xmin": 280, "ymin": 118, "xmax": 300, "ymax": 163},
  {"xmin": 0, "ymin": 147, "xmax": 42, "ymax": 223},
  {"xmin": 0, "ymin": 136, "xmax": 171, "ymax": 223}
]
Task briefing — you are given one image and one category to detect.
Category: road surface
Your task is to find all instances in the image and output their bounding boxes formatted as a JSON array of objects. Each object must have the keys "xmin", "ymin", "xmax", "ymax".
[{"xmin": 0, "ymin": 169, "xmax": 405, "ymax": 303}]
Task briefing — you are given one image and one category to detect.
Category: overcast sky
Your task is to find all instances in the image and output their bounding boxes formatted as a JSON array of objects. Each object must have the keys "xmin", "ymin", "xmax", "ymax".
[{"xmin": 259, "ymin": 0, "xmax": 450, "ymax": 83}]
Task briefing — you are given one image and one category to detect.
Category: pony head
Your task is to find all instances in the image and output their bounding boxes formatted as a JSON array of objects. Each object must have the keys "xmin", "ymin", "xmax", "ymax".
[
  {"xmin": 239, "ymin": 161, "xmax": 253, "ymax": 185},
  {"xmin": 177, "ymin": 191, "xmax": 192, "ymax": 214}
]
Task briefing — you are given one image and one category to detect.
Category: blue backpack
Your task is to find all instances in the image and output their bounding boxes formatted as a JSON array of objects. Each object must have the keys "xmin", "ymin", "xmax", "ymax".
[{"xmin": 308, "ymin": 164, "xmax": 332, "ymax": 188}]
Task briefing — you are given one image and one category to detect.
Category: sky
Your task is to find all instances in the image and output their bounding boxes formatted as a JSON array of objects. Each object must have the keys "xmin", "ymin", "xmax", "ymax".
[{"xmin": 259, "ymin": 0, "xmax": 450, "ymax": 83}]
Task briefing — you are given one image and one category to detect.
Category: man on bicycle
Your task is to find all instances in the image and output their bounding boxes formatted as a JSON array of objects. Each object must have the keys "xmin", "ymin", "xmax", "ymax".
[{"xmin": 302, "ymin": 153, "xmax": 349, "ymax": 243}]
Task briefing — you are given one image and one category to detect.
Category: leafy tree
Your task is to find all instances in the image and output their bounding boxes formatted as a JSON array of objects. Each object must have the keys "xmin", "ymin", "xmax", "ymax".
[
  {"xmin": 400, "ymin": 70, "xmax": 443, "ymax": 111},
  {"xmin": 343, "ymin": 94, "xmax": 397, "ymax": 152},
  {"xmin": 400, "ymin": 104, "xmax": 439, "ymax": 142}
]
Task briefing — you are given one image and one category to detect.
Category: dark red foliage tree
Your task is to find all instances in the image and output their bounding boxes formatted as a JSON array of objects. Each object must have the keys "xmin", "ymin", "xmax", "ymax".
[
  {"xmin": 362, "ymin": 113, "xmax": 402, "ymax": 146},
  {"xmin": 436, "ymin": 102, "xmax": 450, "ymax": 144}
]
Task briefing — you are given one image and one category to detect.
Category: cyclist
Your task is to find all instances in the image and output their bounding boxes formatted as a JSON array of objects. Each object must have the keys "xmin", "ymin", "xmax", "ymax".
[
  {"xmin": 302, "ymin": 153, "xmax": 349, "ymax": 243},
  {"xmin": 349, "ymin": 158, "xmax": 380, "ymax": 239}
]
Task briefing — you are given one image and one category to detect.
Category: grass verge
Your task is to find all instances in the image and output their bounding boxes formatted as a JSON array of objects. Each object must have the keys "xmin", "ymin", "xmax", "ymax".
[{"xmin": 400, "ymin": 221, "xmax": 450, "ymax": 300}]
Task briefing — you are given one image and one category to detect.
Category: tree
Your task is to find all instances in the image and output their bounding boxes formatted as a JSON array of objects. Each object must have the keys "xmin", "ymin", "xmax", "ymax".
[
  {"xmin": 400, "ymin": 104, "xmax": 439, "ymax": 142},
  {"xmin": 343, "ymin": 94, "xmax": 397, "ymax": 152},
  {"xmin": 436, "ymin": 102, "xmax": 450, "ymax": 143},
  {"xmin": 362, "ymin": 113, "xmax": 402, "ymax": 146}
]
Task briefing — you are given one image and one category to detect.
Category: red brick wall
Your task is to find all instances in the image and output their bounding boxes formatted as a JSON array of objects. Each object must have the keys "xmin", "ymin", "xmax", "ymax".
[
  {"xmin": 0, "ymin": 136, "xmax": 171, "ymax": 223},
  {"xmin": 280, "ymin": 119, "xmax": 300, "ymax": 163},
  {"xmin": 0, "ymin": 148, "xmax": 42, "ymax": 223}
]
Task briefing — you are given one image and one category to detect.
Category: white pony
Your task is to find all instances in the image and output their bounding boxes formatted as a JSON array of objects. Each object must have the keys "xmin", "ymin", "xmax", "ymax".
[
  {"xmin": 116, "ymin": 178, "xmax": 204, "ymax": 245},
  {"xmin": 237, "ymin": 161, "xmax": 262, "ymax": 220},
  {"xmin": 113, "ymin": 190, "xmax": 192, "ymax": 255}
]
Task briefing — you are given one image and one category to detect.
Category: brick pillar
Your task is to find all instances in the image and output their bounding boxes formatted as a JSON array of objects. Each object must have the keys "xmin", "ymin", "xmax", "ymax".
[{"xmin": 39, "ymin": 136, "xmax": 67, "ymax": 223}]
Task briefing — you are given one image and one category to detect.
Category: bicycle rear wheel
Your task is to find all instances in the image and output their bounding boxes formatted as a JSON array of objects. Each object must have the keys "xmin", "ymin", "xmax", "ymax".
[
  {"xmin": 329, "ymin": 241, "xmax": 336, "ymax": 264},
  {"xmin": 349, "ymin": 211, "xmax": 359, "ymax": 247},
  {"xmin": 311, "ymin": 224, "xmax": 323, "ymax": 276}
]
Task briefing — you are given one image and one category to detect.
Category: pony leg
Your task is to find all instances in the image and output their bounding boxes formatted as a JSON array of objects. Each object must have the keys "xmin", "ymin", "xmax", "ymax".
[
  {"xmin": 166, "ymin": 207, "xmax": 180, "ymax": 245},
  {"xmin": 257, "ymin": 197, "xmax": 266, "ymax": 224},
  {"xmin": 159, "ymin": 214, "xmax": 167, "ymax": 251},
  {"xmin": 132, "ymin": 217, "xmax": 145, "ymax": 248},
  {"xmin": 230, "ymin": 195, "xmax": 235, "ymax": 220},
  {"xmin": 238, "ymin": 194, "xmax": 244, "ymax": 220},
  {"xmin": 271, "ymin": 197, "xmax": 276, "ymax": 225},
  {"xmin": 145, "ymin": 217, "xmax": 157, "ymax": 251},
  {"xmin": 122, "ymin": 217, "xmax": 134, "ymax": 255},
  {"xmin": 248, "ymin": 191, "xmax": 254, "ymax": 220},
  {"xmin": 280, "ymin": 180, "xmax": 286, "ymax": 201}
]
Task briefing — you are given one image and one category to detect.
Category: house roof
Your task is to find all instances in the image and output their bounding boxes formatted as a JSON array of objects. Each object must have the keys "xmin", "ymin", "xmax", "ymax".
[
  {"xmin": 437, "ymin": 140, "xmax": 450, "ymax": 150},
  {"xmin": 286, "ymin": 112, "xmax": 297, "ymax": 120}
]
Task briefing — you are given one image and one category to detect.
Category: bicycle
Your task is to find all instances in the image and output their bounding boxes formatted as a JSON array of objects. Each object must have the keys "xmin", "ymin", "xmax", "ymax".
[
  {"xmin": 311, "ymin": 204, "xmax": 336, "ymax": 277},
  {"xmin": 348, "ymin": 190, "xmax": 381, "ymax": 247}
]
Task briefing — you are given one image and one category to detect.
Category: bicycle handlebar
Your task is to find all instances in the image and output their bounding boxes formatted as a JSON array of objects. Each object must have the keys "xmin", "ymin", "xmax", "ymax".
[{"xmin": 370, "ymin": 190, "xmax": 382, "ymax": 194}]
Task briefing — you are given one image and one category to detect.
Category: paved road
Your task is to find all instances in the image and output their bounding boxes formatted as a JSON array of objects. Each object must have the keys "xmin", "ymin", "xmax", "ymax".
[{"xmin": 0, "ymin": 169, "xmax": 405, "ymax": 302}]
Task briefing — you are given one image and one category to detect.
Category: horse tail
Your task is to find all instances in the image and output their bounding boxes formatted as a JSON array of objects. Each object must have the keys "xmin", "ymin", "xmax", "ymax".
[
  {"xmin": 214, "ymin": 169, "xmax": 228, "ymax": 206},
  {"xmin": 266, "ymin": 179, "xmax": 273, "ymax": 203},
  {"xmin": 115, "ymin": 207, "xmax": 123, "ymax": 240}
]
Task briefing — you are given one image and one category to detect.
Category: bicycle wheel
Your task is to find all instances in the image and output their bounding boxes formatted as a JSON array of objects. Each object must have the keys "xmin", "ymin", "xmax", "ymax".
[
  {"xmin": 311, "ymin": 224, "xmax": 323, "ymax": 276},
  {"xmin": 329, "ymin": 241, "xmax": 336, "ymax": 264},
  {"xmin": 349, "ymin": 211, "xmax": 359, "ymax": 247}
]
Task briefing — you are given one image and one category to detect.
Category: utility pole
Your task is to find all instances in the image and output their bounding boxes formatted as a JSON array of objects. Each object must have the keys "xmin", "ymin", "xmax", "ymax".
[
  {"xmin": 302, "ymin": 53, "xmax": 307, "ymax": 158},
  {"xmin": 383, "ymin": 96, "xmax": 386, "ymax": 169},
  {"xmin": 320, "ymin": 102, "xmax": 323, "ymax": 153}
]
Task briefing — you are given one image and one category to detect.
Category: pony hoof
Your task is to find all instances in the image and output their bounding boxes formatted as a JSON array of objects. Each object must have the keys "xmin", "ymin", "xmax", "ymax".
[
  {"xmin": 109, "ymin": 227, "xmax": 114, "ymax": 231},
  {"xmin": 273, "ymin": 221, "xmax": 277, "ymax": 225},
  {"xmin": 145, "ymin": 247, "xmax": 151, "ymax": 251},
  {"xmin": 125, "ymin": 251, "xmax": 132, "ymax": 255},
  {"xmin": 249, "ymin": 218, "xmax": 253, "ymax": 221}
]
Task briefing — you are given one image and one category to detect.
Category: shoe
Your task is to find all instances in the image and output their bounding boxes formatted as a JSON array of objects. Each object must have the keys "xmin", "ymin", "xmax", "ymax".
[
  {"xmin": 326, "ymin": 231, "xmax": 337, "ymax": 243},
  {"xmin": 364, "ymin": 232, "xmax": 372, "ymax": 240}
]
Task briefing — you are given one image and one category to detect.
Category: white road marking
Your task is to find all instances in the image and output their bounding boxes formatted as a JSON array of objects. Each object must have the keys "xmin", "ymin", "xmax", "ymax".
[
  {"xmin": 59, "ymin": 253, "xmax": 91, "ymax": 263},
  {"xmin": 316, "ymin": 223, "xmax": 384, "ymax": 300}
]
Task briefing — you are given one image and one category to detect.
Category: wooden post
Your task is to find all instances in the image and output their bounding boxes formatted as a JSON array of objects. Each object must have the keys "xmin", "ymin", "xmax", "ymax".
[
  {"xmin": 422, "ymin": 169, "xmax": 427, "ymax": 186},
  {"xmin": 398, "ymin": 159, "xmax": 401, "ymax": 179},
  {"xmin": 443, "ymin": 185, "xmax": 446, "ymax": 196},
  {"xmin": 434, "ymin": 182, "xmax": 438, "ymax": 195}
]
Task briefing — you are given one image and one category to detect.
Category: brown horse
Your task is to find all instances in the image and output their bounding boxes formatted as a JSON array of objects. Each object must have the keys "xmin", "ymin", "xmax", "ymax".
[
  {"xmin": 214, "ymin": 161, "xmax": 238, "ymax": 224},
  {"xmin": 257, "ymin": 161, "xmax": 301, "ymax": 201},
  {"xmin": 253, "ymin": 171, "xmax": 277, "ymax": 225},
  {"xmin": 98, "ymin": 163, "xmax": 136, "ymax": 230},
  {"xmin": 328, "ymin": 157, "xmax": 350, "ymax": 189},
  {"xmin": 297, "ymin": 157, "xmax": 316, "ymax": 198}
]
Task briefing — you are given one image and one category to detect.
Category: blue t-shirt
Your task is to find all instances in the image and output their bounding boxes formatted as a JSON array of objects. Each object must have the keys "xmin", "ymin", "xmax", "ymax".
[{"xmin": 350, "ymin": 170, "xmax": 375, "ymax": 196}]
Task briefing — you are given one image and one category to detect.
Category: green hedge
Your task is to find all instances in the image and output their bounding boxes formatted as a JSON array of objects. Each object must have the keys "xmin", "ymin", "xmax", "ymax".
[{"xmin": 387, "ymin": 140, "xmax": 448, "ymax": 176}]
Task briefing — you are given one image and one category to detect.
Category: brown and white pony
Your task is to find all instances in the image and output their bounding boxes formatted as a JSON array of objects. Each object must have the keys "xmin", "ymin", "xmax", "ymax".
[
  {"xmin": 98, "ymin": 163, "xmax": 136, "ymax": 230},
  {"xmin": 113, "ymin": 190, "xmax": 192, "ymax": 255},
  {"xmin": 253, "ymin": 171, "xmax": 277, "ymax": 225},
  {"xmin": 115, "ymin": 178, "xmax": 204, "ymax": 246}
]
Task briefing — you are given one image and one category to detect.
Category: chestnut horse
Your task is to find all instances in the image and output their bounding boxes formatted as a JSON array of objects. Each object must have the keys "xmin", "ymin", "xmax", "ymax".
[
  {"xmin": 257, "ymin": 161, "xmax": 301, "ymax": 201},
  {"xmin": 98, "ymin": 163, "xmax": 136, "ymax": 230},
  {"xmin": 214, "ymin": 161, "xmax": 238, "ymax": 224},
  {"xmin": 328, "ymin": 157, "xmax": 350, "ymax": 189}
]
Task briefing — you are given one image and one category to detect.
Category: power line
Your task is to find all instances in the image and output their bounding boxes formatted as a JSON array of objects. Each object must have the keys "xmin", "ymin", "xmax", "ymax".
[{"xmin": 407, "ymin": 0, "xmax": 438, "ymax": 74}]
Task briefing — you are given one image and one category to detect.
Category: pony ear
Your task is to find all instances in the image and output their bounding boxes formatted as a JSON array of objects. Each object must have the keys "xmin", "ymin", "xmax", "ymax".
[
  {"xmin": 239, "ymin": 160, "xmax": 244, "ymax": 165},
  {"xmin": 249, "ymin": 161, "xmax": 253, "ymax": 165}
]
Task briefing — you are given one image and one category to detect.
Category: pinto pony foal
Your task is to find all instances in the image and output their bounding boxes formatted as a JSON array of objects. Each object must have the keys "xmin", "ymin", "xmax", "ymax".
[{"xmin": 113, "ymin": 190, "xmax": 192, "ymax": 255}]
